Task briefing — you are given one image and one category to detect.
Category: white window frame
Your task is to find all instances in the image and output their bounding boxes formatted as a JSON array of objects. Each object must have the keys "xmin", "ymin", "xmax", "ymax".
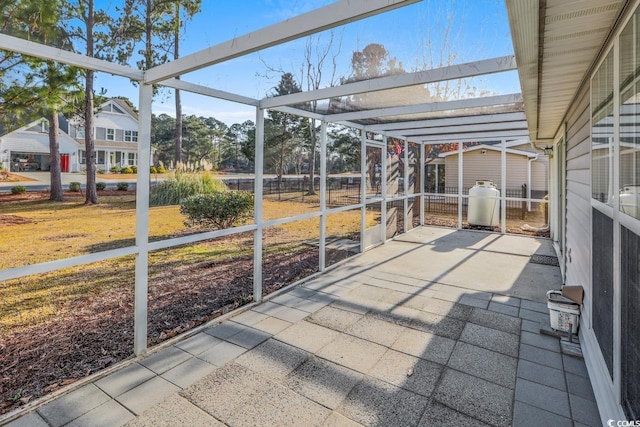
[
  {"xmin": 124, "ymin": 130, "xmax": 138, "ymax": 142},
  {"xmin": 106, "ymin": 128, "xmax": 115, "ymax": 141}
]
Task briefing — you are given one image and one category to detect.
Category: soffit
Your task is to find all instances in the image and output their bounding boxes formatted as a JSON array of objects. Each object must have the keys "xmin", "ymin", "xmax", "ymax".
[{"xmin": 507, "ymin": 0, "xmax": 625, "ymax": 141}]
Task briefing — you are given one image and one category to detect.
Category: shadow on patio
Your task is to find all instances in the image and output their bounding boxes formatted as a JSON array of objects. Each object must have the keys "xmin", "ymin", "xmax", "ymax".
[{"xmin": 2, "ymin": 226, "xmax": 601, "ymax": 427}]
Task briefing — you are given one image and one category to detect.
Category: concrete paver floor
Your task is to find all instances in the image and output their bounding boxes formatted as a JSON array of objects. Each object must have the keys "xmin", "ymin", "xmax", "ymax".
[{"xmin": 2, "ymin": 227, "xmax": 600, "ymax": 427}]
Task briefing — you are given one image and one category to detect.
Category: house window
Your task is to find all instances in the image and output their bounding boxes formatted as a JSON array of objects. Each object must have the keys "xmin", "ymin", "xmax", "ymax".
[
  {"xmin": 96, "ymin": 127, "xmax": 106, "ymax": 140},
  {"xmin": 619, "ymin": 11, "xmax": 640, "ymax": 220},
  {"xmin": 96, "ymin": 151, "xmax": 106, "ymax": 164},
  {"xmin": 79, "ymin": 150, "xmax": 86, "ymax": 164},
  {"xmin": 128, "ymin": 152, "xmax": 136, "ymax": 165},
  {"xmin": 106, "ymin": 129, "xmax": 115, "ymax": 141},
  {"xmin": 125, "ymin": 130, "xmax": 138, "ymax": 142},
  {"xmin": 591, "ymin": 51, "xmax": 614, "ymax": 205},
  {"xmin": 76, "ymin": 127, "xmax": 85, "ymax": 138}
]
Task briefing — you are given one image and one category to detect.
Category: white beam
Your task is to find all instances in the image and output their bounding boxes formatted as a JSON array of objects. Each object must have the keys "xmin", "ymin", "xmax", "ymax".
[
  {"xmin": 416, "ymin": 129, "xmax": 529, "ymax": 142},
  {"xmin": 326, "ymin": 93, "xmax": 523, "ymax": 122},
  {"xmin": 385, "ymin": 120, "xmax": 528, "ymax": 137},
  {"xmin": 144, "ymin": 0, "xmax": 419, "ymax": 83},
  {"xmin": 158, "ymin": 79, "xmax": 259, "ymax": 106},
  {"xmin": 365, "ymin": 112, "xmax": 527, "ymax": 132},
  {"xmin": 272, "ymin": 106, "xmax": 326, "ymax": 121},
  {"xmin": 0, "ymin": 33, "xmax": 143, "ymax": 80},
  {"xmin": 261, "ymin": 55, "xmax": 517, "ymax": 109}
]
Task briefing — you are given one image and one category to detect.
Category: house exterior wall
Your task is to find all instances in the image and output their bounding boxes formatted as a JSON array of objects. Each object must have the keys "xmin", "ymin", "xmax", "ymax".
[
  {"xmin": 558, "ymin": 2, "xmax": 640, "ymax": 420},
  {"xmin": 564, "ymin": 85, "xmax": 591, "ymax": 299}
]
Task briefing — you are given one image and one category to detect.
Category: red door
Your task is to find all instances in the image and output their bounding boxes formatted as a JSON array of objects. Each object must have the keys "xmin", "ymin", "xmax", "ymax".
[{"xmin": 60, "ymin": 154, "xmax": 69, "ymax": 172}]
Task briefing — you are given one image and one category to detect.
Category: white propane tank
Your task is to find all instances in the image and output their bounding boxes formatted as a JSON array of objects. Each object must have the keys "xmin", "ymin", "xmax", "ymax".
[
  {"xmin": 620, "ymin": 185, "xmax": 639, "ymax": 218},
  {"xmin": 468, "ymin": 180, "xmax": 500, "ymax": 227}
]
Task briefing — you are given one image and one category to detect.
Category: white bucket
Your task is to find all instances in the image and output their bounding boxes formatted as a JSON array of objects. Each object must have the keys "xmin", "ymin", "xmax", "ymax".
[{"xmin": 546, "ymin": 290, "xmax": 580, "ymax": 334}]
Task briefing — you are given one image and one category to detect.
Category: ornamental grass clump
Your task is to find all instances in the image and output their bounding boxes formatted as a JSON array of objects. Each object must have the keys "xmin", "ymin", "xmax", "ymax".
[
  {"xmin": 180, "ymin": 191, "xmax": 254, "ymax": 230},
  {"xmin": 149, "ymin": 172, "xmax": 227, "ymax": 206}
]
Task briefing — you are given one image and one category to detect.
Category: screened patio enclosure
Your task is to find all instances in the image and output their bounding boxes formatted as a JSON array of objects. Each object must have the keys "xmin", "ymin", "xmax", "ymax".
[{"xmin": 0, "ymin": 0, "xmax": 546, "ymax": 357}]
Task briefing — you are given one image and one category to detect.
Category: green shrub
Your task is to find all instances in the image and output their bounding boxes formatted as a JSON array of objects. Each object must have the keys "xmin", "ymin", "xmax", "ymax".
[
  {"xmin": 96, "ymin": 182, "xmax": 107, "ymax": 191},
  {"xmin": 180, "ymin": 191, "xmax": 254, "ymax": 230},
  {"xmin": 11, "ymin": 185, "xmax": 26, "ymax": 194},
  {"xmin": 149, "ymin": 172, "xmax": 227, "ymax": 206},
  {"xmin": 157, "ymin": 165, "xmax": 166, "ymax": 174},
  {"xmin": 110, "ymin": 166, "xmax": 120, "ymax": 173},
  {"xmin": 120, "ymin": 167, "xmax": 133, "ymax": 174},
  {"xmin": 97, "ymin": 168, "xmax": 105, "ymax": 174},
  {"xmin": 131, "ymin": 165, "xmax": 138, "ymax": 173},
  {"xmin": 69, "ymin": 182, "xmax": 82, "ymax": 192},
  {"xmin": 116, "ymin": 182, "xmax": 129, "ymax": 191},
  {"xmin": 150, "ymin": 166, "xmax": 158, "ymax": 174}
]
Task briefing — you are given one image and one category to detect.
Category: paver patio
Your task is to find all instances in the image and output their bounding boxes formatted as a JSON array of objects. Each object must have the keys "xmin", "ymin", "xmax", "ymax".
[{"xmin": 2, "ymin": 227, "xmax": 601, "ymax": 427}]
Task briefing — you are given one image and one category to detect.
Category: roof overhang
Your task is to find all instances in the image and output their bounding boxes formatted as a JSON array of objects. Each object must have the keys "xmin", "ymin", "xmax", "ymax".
[{"xmin": 506, "ymin": 0, "xmax": 627, "ymax": 144}]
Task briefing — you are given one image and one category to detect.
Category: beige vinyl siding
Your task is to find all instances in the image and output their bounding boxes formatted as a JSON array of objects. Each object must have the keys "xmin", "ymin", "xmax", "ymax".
[
  {"xmin": 531, "ymin": 160, "xmax": 549, "ymax": 193},
  {"xmin": 564, "ymin": 84, "xmax": 592, "ymax": 303},
  {"xmin": 444, "ymin": 151, "xmax": 547, "ymax": 193}
]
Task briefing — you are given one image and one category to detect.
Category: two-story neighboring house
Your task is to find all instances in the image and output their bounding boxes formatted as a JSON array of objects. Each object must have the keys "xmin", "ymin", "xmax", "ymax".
[
  {"xmin": 67, "ymin": 98, "xmax": 140, "ymax": 171},
  {"xmin": 0, "ymin": 98, "xmax": 140, "ymax": 173}
]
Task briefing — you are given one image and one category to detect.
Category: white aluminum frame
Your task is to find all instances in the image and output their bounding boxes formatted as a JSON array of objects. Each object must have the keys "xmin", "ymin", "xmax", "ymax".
[{"xmin": 0, "ymin": 0, "xmax": 537, "ymax": 361}]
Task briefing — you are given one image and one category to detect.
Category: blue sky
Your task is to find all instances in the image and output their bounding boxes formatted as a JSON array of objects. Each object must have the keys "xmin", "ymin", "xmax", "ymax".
[{"xmin": 94, "ymin": 0, "xmax": 519, "ymax": 125}]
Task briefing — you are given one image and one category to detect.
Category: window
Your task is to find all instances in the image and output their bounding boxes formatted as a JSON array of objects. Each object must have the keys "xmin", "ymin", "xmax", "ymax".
[
  {"xmin": 619, "ymin": 11, "xmax": 640, "ymax": 220},
  {"xmin": 106, "ymin": 129, "xmax": 115, "ymax": 141},
  {"xmin": 96, "ymin": 127, "xmax": 106, "ymax": 140},
  {"xmin": 128, "ymin": 152, "xmax": 136, "ymax": 166},
  {"xmin": 96, "ymin": 151, "xmax": 105, "ymax": 164},
  {"xmin": 112, "ymin": 104, "xmax": 125, "ymax": 114},
  {"xmin": 79, "ymin": 150, "xmax": 86, "ymax": 165},
  {"xmin": 591, "ymin": 51, "xmax": 614, "ymax": 204},
  {"xmin": 124, "ymin": 130, "xmax": 138, "ymax": 142},
  {"xmin": 76, "ymin": 127, "xmax": 85, "ymax": 138}
]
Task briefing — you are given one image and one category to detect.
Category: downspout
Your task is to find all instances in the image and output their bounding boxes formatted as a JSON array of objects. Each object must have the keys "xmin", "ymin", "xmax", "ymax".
[{"xmin": 528, "ymin": 153, "xmax": 538, "ymax": 211}]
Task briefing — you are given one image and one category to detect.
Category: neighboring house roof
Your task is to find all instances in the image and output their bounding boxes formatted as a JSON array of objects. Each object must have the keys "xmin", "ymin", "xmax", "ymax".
[
  {"xmin": 0, "ymin": 118, "xmax": 81, "ymax": 153},
  {"xmin": 105, "ymin": 98, "xmax": 139, "ymax": 121},
  {"xmin": 438, "ymin": 144, "xmax": 539, "ymax": 158}
]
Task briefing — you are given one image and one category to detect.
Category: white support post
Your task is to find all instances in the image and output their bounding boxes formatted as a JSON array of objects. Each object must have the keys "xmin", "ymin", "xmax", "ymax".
[
  {"xmin": 457, "ymin": 142, "xmax": 463, "ymax": 229},
  {"xmin": 381, "ymin": 136, "xmax": 388, "ymax": 243},
  {"xmin": 403, "ymin": 139, "xmax": 409, "ymax": 233},
  {"xmin": 501, "ymin": 139, "xmax": 507, "ymax": 234},
  {"xmin": 420, "ymin": 142, "xmax": 425, "ymax": 225},
  {"xmin": 253, "ymin": 108, "xmax": 265, "ymax": 303},
  {"xmin": 319, "ymin": 121, "xmax": 327, "ymax": 271},
  {"xmin": 134, "ymin": 84, "xmax": 152, "ymax": 356},
  {"xmin": 527, "ymin": 157, "xmax": 534, "ymax": 211},
  {"xmin": 360, "ymin": 129, "xmax": 367, "ymax": 252}
]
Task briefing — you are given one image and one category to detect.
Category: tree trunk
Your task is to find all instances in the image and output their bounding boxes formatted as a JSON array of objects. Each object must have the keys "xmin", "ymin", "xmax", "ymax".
[
  {"xmin": 84, "ymin": 1, "xmax": 98, "ymax": 204},
  {"xmin": 48, "ymin": 111, "xmax": 64, "ymax": 201},
  {"xmin": 307, "ymin": 118, "xmax": 317, "ymax": 195}
]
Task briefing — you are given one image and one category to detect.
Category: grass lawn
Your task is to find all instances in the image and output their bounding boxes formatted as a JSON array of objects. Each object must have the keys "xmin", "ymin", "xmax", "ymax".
[{"xmin": 0, "ymin": 192, "xmax": 373, "ymax": 332}]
